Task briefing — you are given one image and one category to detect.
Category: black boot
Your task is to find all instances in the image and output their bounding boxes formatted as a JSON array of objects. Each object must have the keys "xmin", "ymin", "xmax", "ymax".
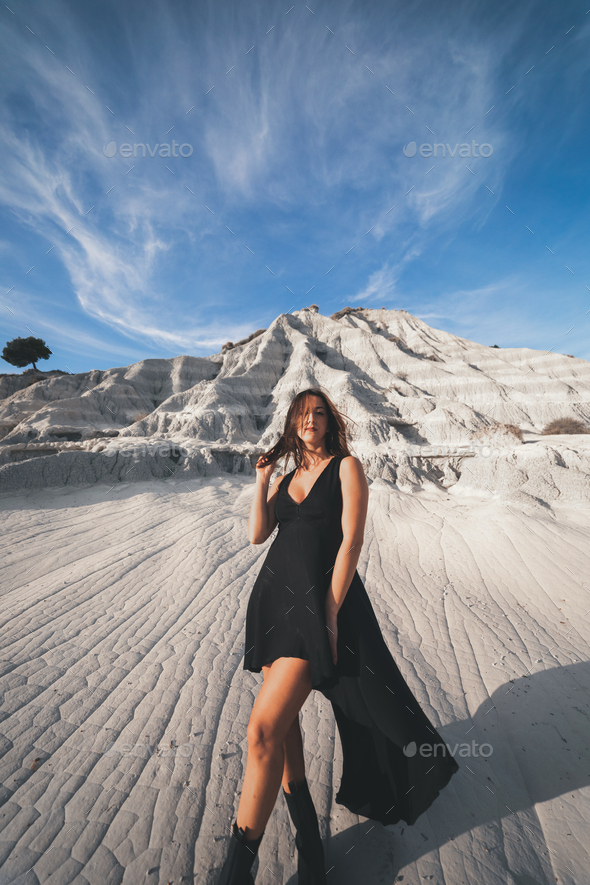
[
  {"xmin": 283, "ymin": 778, "xmax": 327, "ymax": 884},
  {"xmin": 217, "ymin": 820, "xmax": 264, "ymax": 884}
]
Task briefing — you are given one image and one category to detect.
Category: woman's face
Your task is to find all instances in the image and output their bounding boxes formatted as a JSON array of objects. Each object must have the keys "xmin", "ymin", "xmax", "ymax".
[{"xmin": 297, "ymin": 396, "xmax": 329, "ymax": 446}]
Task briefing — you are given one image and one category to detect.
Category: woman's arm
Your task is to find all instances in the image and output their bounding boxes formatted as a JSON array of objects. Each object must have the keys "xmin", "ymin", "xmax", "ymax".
[
  {"xmin": 325, "ymin": 455, "xmax": 369, "ymax": 613},
  {"xmin": 248, "ymin": 464, "xmax": 285, "ymax": 545}
]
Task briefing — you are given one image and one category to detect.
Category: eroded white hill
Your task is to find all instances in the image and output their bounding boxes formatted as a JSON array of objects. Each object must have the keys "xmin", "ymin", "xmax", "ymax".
[{"xmin": 1, "ymin": 307, "xmax": 589, "ymax": 506}]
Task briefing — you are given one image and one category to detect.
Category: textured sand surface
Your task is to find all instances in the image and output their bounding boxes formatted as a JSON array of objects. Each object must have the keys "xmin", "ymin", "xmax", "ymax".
[{"xmin": 1, "ymin": 474, "xmax": 589, "ymax": 884}]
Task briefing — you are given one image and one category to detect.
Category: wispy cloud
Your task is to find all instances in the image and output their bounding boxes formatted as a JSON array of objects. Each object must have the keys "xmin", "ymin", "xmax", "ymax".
[
  {"xmin": 352, "ymin": 262, "xmax": 399, "ymax": 304},
  {"xmin": 352, "ymin": 239, "xmax": 424, "ymax": 305}
]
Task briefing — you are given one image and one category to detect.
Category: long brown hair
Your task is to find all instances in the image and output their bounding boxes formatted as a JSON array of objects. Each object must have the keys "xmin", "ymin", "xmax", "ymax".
[{"xmin": 258, "ymin": 387, "xmax": 354, "ymax": 471}]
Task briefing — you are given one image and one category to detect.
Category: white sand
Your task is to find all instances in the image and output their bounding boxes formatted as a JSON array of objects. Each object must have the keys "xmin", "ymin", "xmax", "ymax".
[{"xmin": 1, "ymin": 307, "xmax": 589, "ymax": 883}]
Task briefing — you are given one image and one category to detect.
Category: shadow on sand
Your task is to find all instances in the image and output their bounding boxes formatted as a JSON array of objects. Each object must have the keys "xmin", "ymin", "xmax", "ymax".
[{"xmin": 276, "ymin": 661, "xmax": 589, "ymax": 885}]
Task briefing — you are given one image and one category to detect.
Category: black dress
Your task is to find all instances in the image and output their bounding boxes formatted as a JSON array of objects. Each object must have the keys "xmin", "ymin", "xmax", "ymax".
[{"xmin": 243, "ymin": 454, "xmax": 459, "ymax": 826}]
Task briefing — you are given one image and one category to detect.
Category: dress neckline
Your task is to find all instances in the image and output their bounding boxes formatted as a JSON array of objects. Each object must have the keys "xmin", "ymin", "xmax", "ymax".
[{"xmin": 285, "ymin": 455, "xmax": 339, "ymax": 505}]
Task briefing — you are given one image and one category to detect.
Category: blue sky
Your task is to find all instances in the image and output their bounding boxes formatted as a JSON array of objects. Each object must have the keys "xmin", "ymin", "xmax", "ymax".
[{"xmin": 1, "ymin": 0, "xmax": 589, "ymax": 374}]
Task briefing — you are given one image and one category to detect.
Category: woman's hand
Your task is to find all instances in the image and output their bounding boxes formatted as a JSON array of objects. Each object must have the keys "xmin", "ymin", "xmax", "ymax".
[
  {"xmin": 255, "ymin": 454, "xmax": 276, "ymax": 484},
  {"xmin": 326, "ymin": 604, "xmax": 339, "ymax": 666}
]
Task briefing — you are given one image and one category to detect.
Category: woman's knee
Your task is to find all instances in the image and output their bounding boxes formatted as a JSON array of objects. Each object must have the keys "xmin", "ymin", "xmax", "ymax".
[{"xmin": 247, "ymin": 715, "xmax": 284, "ymax": 757}]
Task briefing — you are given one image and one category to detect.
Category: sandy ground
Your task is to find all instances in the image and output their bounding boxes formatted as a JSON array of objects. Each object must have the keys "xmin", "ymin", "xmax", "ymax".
[{"xmin": 1, "ymin": 473, "xmax": 589, "ymax": 885}]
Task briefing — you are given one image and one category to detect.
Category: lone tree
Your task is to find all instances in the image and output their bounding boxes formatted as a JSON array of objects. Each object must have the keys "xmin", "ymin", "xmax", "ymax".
[{"xmin": 2, "ymin": 336, "xmax": 52, "ymax": 372}]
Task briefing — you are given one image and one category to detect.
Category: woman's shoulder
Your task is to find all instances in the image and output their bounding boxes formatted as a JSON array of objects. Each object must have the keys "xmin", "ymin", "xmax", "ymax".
[
  {"xmin": 271, "ymin": 472, "xmax": 289, "ymax": 490},
  {"xmin": 265, "ymin": 472, "xmax": 286, "ymax": 502},
  {"xmin": 337, "ymin": 454, "xmax": 366, "ymax": 479},
  {"xmin": 338, "ymin": 453, "xmax": 363, "ymax": 467}
]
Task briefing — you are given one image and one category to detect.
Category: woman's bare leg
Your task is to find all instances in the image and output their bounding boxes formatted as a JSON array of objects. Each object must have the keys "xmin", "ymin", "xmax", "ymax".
[
  {"xmin": 282, "ymin": 714, "xmax": 306, "ymax": 793},
  {"xmin": 236, "ymin": 657, "xmax": 312, "ymax": 840}
]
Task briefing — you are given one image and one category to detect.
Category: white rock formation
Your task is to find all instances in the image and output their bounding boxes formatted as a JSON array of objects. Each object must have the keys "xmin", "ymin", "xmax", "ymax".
[{"xmin": 1, "ymin": 307, "xmax": 589, "ymax": 505}]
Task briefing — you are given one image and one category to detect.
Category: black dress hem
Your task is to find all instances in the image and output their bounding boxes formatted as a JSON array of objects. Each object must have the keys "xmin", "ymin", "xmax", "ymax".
[{"xmin": 245, "ymin": 653, "xmax": 311, "ymax": 673}]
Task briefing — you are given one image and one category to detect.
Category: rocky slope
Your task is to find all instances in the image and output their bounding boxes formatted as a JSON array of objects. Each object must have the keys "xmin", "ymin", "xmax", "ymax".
[{"xmin": 1, "ymin": 306, "xmax": 589, "ymax": 504}]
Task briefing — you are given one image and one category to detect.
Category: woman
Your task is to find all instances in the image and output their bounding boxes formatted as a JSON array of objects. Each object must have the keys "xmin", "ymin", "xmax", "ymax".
[{"xmin": 217, "ymin": 387, "xmax": 459, "ymax": 884}]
